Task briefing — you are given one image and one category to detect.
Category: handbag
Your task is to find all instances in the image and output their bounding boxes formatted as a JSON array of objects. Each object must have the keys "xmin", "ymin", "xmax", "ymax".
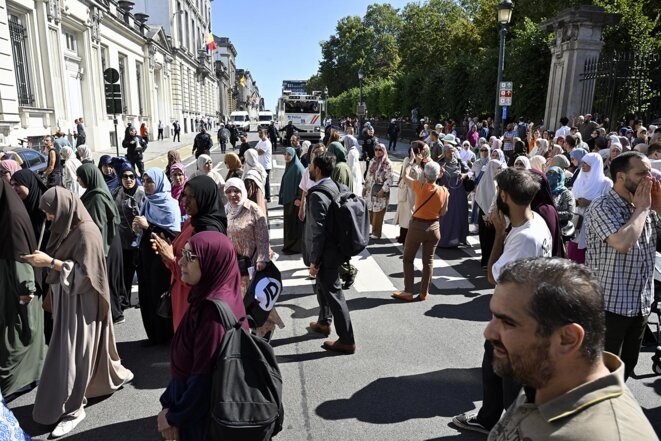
[
  {"xmin": 156, "ymin": 282, "xmax": 175, "ymax": 319},
  {"xmin": 462, "ymin": 178, "xmax": 476, "ymax": 193},
  {"xmin": 237, "ymin": 250, "xmax": 256, "ymax": 277},
  {"xmin": 371, "ymin": 183, "xmax": 383, "ymax": 197}
]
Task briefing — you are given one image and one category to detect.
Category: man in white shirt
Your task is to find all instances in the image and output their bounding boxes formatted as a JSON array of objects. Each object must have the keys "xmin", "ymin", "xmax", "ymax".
[
  {"xmin": 255, "ymin": 128, "xmax": 273, "ymax": 202},
  {"xmin": 554, "ymin": 116, "xmax": 571, "ymax": 141},
  {"xmin": 453, "ymin": 168, "xmax": 552, "ymax": 435}
]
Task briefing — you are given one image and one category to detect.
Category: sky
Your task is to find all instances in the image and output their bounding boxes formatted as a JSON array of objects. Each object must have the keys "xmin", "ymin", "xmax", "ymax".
[{"xmin": 212, "ymin": 0, "xmax": 411, "ymax": 112}]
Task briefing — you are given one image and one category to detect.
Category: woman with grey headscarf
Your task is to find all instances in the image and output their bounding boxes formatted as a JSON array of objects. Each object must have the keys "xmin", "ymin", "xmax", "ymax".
[
  {"xmin": 60, "ymin": 146, "xmax": 84, "ymax": 196},
  {"xmin": 76, "ymin": 144, "xmax": 94, "ymax": 164},
  {"xmin": 438, "ymin": 144, "xmax": 470, "ymax": 248}
]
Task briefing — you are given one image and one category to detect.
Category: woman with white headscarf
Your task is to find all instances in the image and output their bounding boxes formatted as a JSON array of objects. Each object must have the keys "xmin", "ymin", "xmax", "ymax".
[
  {"xmin": 76, "ymin": 145, "xmax": 94, "ymax": 164},
  {"xmin": 513, "ymin": 156, "xmax": 531, "ymax": 171},
  {"xmin": 60, "ymin": 146, "xmax": 84, "ymax": 196},
  {"xmin": 189, "ymin": 154, "xmax": 225, "ymax": 188},
  {"xmin": 529, "ymin": 138, "xmax": 549, "ymax": 158},
  {"xmin": 242, "ymin": 149, "xmax": 268, "ymax": 218},
  {"xmin": 567, "ymin": 152, "xmax": 612, "ymax": 263},
  {"xmin": 529, "ymin": 155, "xmax": 547, "ymax": 173},
  {"xmin": 474, "ymin": 157, "xmax": 506, "ymax": 267}
]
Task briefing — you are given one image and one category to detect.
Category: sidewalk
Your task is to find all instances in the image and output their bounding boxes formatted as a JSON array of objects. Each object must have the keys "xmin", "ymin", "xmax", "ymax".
[{"xmin": 95, "ymin": 133, "xmax": 197, "ymax": 169}]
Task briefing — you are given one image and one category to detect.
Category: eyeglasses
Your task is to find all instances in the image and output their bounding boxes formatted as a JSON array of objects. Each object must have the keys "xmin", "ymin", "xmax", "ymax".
[
  {"xmin": 122, "ymin": 174, "xmax": 135, "ymax": 180},
  {"xmin": 181, "ymin": 248, "xmax": 197, "ymax": 264}
]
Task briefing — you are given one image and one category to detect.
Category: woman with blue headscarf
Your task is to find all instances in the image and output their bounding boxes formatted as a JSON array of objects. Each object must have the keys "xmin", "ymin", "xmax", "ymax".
[
  {"xmin": 279, "ymin": 147, "xmax": 304, "ymax": 254},
  {"xmin": 546, "ymin": 166, "xmax": 576, "ymax": 230},
  {"xmin": 132, "ymin": 168, "xmax": 181, "ymax": 344}
]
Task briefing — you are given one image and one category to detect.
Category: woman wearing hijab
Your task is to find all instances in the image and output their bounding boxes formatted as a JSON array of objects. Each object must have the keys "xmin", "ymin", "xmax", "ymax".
[
  {"xmin": 150, "ymin": 175, "xmax": 227, "ymax": 331},
  {"xmin": 568, "ymin": 153, "xmax": 612, "ymax": 263},
  {"xmin": 297, "ymin": 144, "xmax": 326, "ymax": 223},
  {"xmin": 10, "ymin": 169, "xmax": 52, "ymax": 342},
  {"xmin": 157, "ymin": 232, "xmax": 248, "ymax": 441},
  {"xmin": 513, "ymin": 156, "xmax": 531, "ymax": 171},
  {"xmin": 568, "ymin": 148, "xmax": 588, "ymax": 187},
  {"xmin": 344, "ymin": 133, "xmax": 363, "ymax": 196},
  {"xmin": 164, "ymin": 150, "xmax": 182, "ymax": 182},
  {"xmin": 529, "ymin": 138, "xmax": 549, "ymax": 158},
  {"xmin": 242, "ymin": 148, "xmax": 268, "ymax": 217},
  {"xmin": 76, "ymin": 144, "xmax": 94, "ymax": 164},
  {"xmin": 364, "ymin": 143, "xmax": 392, "ymax": 239},
  {"xmin": 327, "ymin": 141, "xmax": 354, "ymax": 191},
  {"xmin": 438, "ymin": 145, "xmax": 470, "ymax": 248},
  {"xmin": 546, "ymin": 166, "xmax": 576, "ymax": 230},
  {"xmin": 529, "ymin": 168, "xmax": 565, "ymax": 258},
  {"xmin": 60, "ymin": 146, "xmax": 84, "ymax": 196},
  {"xmin": 0, "ymin": 160, "xmax": 21, "ymax": 183},
  {"xmin": 529, "ymin": 155, "xmax": 546, "ymax": 172},
  {"xmin": 76, "ymin": 164, "xmax": 125, "ymax": 324},
  {"xmin": 132, "ymin": 168, "xmax": 181, "ymax": 344},
  {"xmin": 279, "ymin": 147, "xmax": 305, "ymax": 254},
  {"xmin": 223, "ymin": 152, "xmax": 243, "ymax": 181},
  {"xmin": 394, "ymin": 143, "xmax": 424, "ymax": 244},
  {"xmin": 98, "ymin": 155, "xmax": 120, "ymax": 194},
  {"xmin": 474, "ymin": 158, "xmax": 506, "ymax": 267},
  {"xmin": 223, "ymin": 178, "xmax": 281, "ymax": 338},
  {"xmin": 490, "ymin": 148, "xmax": 506, "ymax": 163},
  {"xmin": 0, "ymin": 179, "xmax": 45, "ymax": 401},
  {"xmin": 190, "ymin": 154, "xmax": 224, "ymax": 188},
  {"xmin": 169, "ymin": 162, "xmax": 187, "ymax": 217},
  {"xmin": 113, "ymin": 159, "xmax": 145, "ymax": 301},
  {"xmin": 23, "ymin": 187, "xmax": 133, "ymax": 438}
]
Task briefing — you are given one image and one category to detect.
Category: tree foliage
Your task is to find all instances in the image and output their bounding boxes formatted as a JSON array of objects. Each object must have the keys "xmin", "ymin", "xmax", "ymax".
[{"xmin": 319, "ymin": 0, "xmax": 660, "ymax": 122}]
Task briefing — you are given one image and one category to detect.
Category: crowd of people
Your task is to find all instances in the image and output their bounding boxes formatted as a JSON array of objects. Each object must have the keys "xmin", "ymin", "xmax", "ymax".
[{"xmin": 1, "ymin": 112, "xmax": 660, "ymax": 440}]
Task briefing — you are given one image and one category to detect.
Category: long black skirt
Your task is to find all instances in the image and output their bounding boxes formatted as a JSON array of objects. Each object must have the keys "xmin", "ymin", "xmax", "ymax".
[
  {"xmin": 282, "ymin": 201, "xmax": 303, "ymax": 254},
  {"xmin": 137, "ymin": 231, "xmax": 174, "ymax": 344},
  {"xmin": 107, "ymin": 234, "xmax": 126, "ymax": 322}
]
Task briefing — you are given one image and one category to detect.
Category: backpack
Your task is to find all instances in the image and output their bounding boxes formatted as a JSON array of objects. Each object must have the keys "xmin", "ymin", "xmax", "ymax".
[
  {"xmin": 206, "ymin": 299, "xmax": 284, "ymax": 441},
  {"xmin": 311, "ymin": 182, "xmax": 370, "ymax": 258}
]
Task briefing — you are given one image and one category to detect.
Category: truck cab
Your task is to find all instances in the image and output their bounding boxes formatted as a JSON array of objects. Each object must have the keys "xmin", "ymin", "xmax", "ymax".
[
  {"xmin": 229, "ymin": 111, "xmax": 251, "ymax": 132},
  {"xmin": 258, "ymin": 111, "xmax": 274, "ymax": 129}
]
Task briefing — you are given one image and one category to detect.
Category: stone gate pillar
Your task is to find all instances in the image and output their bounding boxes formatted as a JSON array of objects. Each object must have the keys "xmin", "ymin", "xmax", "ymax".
[{"xmin": 541, "ymin": 6, "xmax": 619, "ymax": 131}]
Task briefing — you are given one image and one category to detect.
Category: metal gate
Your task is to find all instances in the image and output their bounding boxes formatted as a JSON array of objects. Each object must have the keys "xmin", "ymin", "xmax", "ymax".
[{"xmin": 579, "ymin": 51, "xmax": 661, "ymax": 126}]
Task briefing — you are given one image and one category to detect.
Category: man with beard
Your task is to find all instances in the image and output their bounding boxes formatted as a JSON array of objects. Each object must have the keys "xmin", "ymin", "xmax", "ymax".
[
  {"xmin": 585, "ymin": 151, "xmax": 661, "ymax": 380},
  {"xmin": 452, "ymin": 168, "xmax": 551, "ymax": 435},
  {"xmin": 485, "ymin": 258, "xmax": 657, "ymax": 440}
]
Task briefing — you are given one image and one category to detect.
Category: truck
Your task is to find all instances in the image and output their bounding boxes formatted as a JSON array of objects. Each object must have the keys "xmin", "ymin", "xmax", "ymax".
[
  {"xmin": 229, "ymin": 110, "xmax": 251, "ymax": 132},
  {"xmin": 257, "ymin": 110, "xmax": 274, "ymax": 129},
  {"xmin": 276, "ymin": 91, "xmax": 324, "ymax": 142}
]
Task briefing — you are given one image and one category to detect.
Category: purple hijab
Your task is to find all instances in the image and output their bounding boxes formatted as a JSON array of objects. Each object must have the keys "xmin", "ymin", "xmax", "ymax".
[{"xmin": 530, "ymin": 169, "xmax": 564, "ymax": 258}]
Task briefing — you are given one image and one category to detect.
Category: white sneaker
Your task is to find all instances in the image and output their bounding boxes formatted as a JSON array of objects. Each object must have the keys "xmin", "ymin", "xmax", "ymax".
[{"xmin": 51, "ymin": 411, "xmax": 86, "ymax": 438}]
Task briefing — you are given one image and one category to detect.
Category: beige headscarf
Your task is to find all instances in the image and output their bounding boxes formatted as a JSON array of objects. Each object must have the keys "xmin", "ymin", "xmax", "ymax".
[{"xmin": 39, "ymin": 187, "xmax": 110, "ymax": 313}]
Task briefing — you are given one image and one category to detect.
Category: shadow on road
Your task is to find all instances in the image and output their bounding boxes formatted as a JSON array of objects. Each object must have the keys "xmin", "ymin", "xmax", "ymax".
[
  {"xmin": 424, "ymin": 295, "xmax": 492, "ymax": 322},
  {"xmin": 316, "ymin": 367, "xmax": 481, "ymax": 423},
  {"xmin": 116, "ymin": 340, "xmax": 170, "ymax": 390},
  {"xmin": 65, "ymin": 415, "xmax": 158, "ymax": 440},
  {"xmin": 643, "ymin": 406, "xmax": 661, "ymax": 435}
]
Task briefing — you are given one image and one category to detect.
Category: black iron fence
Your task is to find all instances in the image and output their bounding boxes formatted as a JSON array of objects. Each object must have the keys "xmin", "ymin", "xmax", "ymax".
[{"xmin": 580, "ymin": 51, "xmax": 661, "ymax": 126}]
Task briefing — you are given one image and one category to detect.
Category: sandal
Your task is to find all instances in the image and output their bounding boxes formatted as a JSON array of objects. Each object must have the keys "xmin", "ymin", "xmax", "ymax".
[{"xmin": 391, "ymin": 291, "xmax": 414, "ymax": 302}]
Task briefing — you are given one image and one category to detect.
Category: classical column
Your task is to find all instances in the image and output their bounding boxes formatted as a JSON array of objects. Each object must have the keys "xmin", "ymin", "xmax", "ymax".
[{"xmin": 541, "ymin": 6, "xmax": 619, "ymax": 131}]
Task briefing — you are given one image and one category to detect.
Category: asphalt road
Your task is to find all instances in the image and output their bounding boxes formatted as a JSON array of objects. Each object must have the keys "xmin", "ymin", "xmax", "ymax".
[{"xmin": 9, "ymin": 132, "xmax": 661, "ymax": 440}]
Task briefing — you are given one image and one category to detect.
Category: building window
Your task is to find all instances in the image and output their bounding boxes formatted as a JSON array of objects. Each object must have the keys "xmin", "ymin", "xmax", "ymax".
[
  {"xmin": 8, "ymin": 14, "xmax": 34, "ymax": 106},
  {"xmin": 63, "ymin": 31, "xmax": 77, "ymax": 54},
  {"xmin": 100, "ymin": 45, "xmax": 109, "ymax": 73},
  {"xmin": 118, "ymin": 53, "xmax": 128, "ymax": 113},
  {"xmin": 136, "ymin": 61, "xmax": 144, "ymax": 115}
]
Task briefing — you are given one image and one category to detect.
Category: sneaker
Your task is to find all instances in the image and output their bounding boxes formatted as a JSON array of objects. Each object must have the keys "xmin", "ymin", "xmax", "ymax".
[
  {"xmin": 451, "ymin": 412, "xmax": 489, "ymax": 435},
  {"xmin": 51, "ymin": 411, "xmax": 86, "ymax": 438}
]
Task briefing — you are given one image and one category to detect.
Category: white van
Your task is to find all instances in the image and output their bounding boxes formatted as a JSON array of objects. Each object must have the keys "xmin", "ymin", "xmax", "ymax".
[
  {"xmin": 229, "ymin": 111, "xmax": 251, "ymax": 132},
  {"xmin": 258, "ymin": 111, "xmax": 274, "ymax": 129}
]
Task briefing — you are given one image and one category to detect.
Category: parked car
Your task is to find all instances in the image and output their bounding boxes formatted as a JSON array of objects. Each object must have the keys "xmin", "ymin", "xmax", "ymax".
[{"xmin": 1, "ymin": 147, "xmax": 48, "ymax": 174}]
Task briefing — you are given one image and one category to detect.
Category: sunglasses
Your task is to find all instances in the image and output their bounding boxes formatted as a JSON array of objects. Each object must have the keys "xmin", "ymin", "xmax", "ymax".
[
  {"xmin": 480, "ymin": 149, "xmax": 488, "ymax": 152},
  {"xmin": 181, "ymin": 248, "xmax": 197, "ymax": 264},
  {"xmin": 122, "ymin": 174, "xmax": 135, "ymax": 180}
]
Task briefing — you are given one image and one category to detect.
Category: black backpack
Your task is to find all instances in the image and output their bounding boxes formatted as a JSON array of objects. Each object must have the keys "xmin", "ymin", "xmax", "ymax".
[
  {"xmin": 206, "ymin": 299, "xmax": 284, "ymax": 441},
  {"xmin": 311, "ymin": 182, "xmax": 370, "ymax": 258}
]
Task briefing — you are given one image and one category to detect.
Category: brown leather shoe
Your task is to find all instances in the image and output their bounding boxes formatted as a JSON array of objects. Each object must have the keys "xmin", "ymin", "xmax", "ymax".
[
  {"xmin": 309, "ymin": 321, "xmax": 331, "ymax": 336},
  {"xmin": 322, "ymin": 339, "xmax": 356, "ymax": 355}
]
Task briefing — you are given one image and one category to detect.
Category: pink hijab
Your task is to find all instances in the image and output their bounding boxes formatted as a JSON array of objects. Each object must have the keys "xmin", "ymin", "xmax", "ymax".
[{"xmin": 169, "ymin": 162, "xmax": 187, "ymax": 215}]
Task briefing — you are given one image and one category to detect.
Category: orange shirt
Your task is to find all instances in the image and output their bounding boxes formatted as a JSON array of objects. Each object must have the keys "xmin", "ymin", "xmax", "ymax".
[{"xmin": 411, "ymin": 180, "xmax": 448, "ymax": 220}]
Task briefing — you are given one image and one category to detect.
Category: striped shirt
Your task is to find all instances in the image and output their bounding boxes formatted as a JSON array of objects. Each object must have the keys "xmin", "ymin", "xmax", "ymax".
[{"xmin": 585, "ymin": 189, "xmax": 659, "ymax": 316}]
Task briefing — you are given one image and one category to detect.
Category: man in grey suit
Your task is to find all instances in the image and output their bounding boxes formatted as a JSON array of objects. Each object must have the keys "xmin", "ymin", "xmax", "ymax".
[{"xmin": 304, "ymin": 154, "xmax": 356, "ymax": 354}]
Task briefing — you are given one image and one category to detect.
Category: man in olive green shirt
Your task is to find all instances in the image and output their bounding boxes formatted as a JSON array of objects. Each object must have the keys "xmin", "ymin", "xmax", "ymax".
[{"xmin": 485, "ymin": 258, "xmax": 658, "ymax": 441}]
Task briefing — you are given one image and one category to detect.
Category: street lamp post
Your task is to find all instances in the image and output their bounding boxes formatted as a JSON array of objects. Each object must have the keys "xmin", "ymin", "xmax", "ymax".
[
  {"xmin": 493, "ymin": 0, "xmax": 513, "ymax": 137},
  {"xmin": 358, "ymin": 67, "xmax": 364, "ymax": 126},
  {"xmin": 323, "ymin": 86, "xmax": 329, "ymax": 124}
]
